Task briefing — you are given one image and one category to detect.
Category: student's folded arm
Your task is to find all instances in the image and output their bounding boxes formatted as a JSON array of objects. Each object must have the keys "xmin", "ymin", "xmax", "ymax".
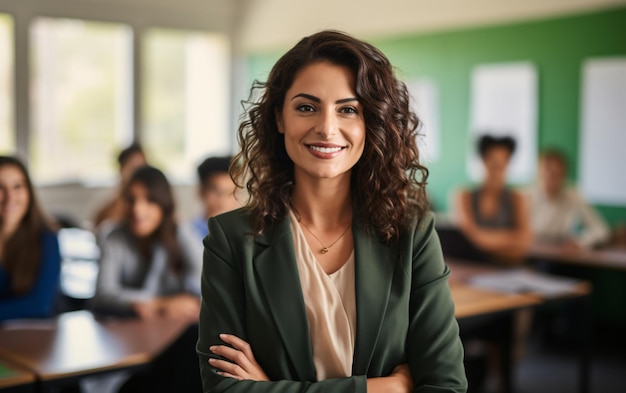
[
  {"xmin": 406, "ymin": 213, "xmax": 468, "ymax": 393},
  {"xmin": 197, "ymin": 216, "xmax": 368, "ymax": 393},
  {"xmin": 0, "ymin": 231, "xmax": 61, "ymax": 320},
  {"xmin": 574, "ymin": 192, "xmax": 610, "ymax": 248}
]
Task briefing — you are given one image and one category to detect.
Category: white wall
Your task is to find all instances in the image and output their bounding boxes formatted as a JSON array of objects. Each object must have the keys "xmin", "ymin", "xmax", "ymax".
[{"xmin": 239, "ymin": 0, "xmax": 626, "ymax": 52}]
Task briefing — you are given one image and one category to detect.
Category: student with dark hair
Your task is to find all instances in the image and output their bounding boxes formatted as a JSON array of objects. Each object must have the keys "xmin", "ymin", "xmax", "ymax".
[
  {"xmin": 92, "ymin": 143, "xmax": 147, "ymax": 231},
  {"xmin": 197, "ymin": 30, "xmax": 466, "ymax": 393},
  {"xmin": 530, "ymin": 148, "xmax": 609, "ymax": 248},
  {"xmin": 92, "ymin": 165, "xmax": 202, "ymax": 318},
  {"xmin": 190, "ymin": 156, "xmax": 240, "ymax": 239},
  {"xmin": 0, "ymin": 156, "xmax": 61, "ymax": 320},
  {"xmin": 454, "ymin": 134, "xmax": 531, "ymax": 262}
]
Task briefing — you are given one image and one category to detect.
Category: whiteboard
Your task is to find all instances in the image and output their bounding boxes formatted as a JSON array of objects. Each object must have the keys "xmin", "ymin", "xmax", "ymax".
[
  {"xmin": 579, "ymin": 57, "xmax": 626, "ymax": 205},
  {"xmin": 406, "ymin": 78, "xmax": 440, "ymax": 163},
  {"xmin": 468, "ymin": 62, "xmax": 538, "ymax": 184}
]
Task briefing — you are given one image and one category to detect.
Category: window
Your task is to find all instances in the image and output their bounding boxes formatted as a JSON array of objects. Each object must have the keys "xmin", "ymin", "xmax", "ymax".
[
  {"xmin": 142, "ymin": 28, "xmax": 230, "ymax": 182},
  {"xmin": 0, "ymin": 14, "xmax": 14, "ymax": 154},
  {"xmin": 30, "ymin": 18, "xmax": 133, "ymax": 184}
]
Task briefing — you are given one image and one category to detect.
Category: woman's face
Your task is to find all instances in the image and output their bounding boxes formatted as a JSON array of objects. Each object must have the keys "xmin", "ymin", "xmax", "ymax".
[
  {"xmin": 127, "ymin": 182, "xmax": 163, "ymax": 238},
  {"xmin": 0, "ymin": 165, "xmax": 30, "ymax": 230},
  {"xmin": 277, "ymin": 61, "xmax": 366, "ymax": 184},
  {"xmin": 482, "ymin": 146, "xmax": 511, "ymax": 188},
  {"xmin": 539, "ymin": 157, "xmax": 566, "ymax": 196}
]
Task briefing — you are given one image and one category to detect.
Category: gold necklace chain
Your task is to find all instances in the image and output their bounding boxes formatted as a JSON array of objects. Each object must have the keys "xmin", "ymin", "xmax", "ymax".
[{"xmin": 297, "ymin": 218, "xmax": 351, "ymax": 254}]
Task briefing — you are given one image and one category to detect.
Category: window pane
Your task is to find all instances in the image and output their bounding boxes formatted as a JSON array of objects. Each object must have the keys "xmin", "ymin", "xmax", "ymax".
[
  {"xmin": 0, "ymin": 14, "xmax": 14, "ymax": 154},
  {"xmin": 143, "ymin": 29, "xmax": 230, "ymax": 182},
  {"xmin": 30, "ymin": 18, "xmax": 133, "ymax": 184}
]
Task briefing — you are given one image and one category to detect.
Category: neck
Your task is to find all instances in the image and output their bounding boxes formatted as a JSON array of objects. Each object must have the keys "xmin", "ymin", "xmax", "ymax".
[
  {"xmin": 0, "ymin": 220, "xmax": 20, "ymax": 239},
  {"xmin": 291, "ymin": 171, "xmax": 352, "ymax": 229},
  {"xmin": 482, "ymin": 181, "xmax": 504, "ymax": 194}
]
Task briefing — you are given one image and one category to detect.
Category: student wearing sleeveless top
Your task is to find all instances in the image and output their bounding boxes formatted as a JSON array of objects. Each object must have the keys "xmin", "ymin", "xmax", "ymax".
[
  {"xmin": 197, "ymin": 31, "xmax": 467, "ymax": 393},
  {"xmin": 454, "ymin": 135, "xmax": 531, "ymax": 263}
]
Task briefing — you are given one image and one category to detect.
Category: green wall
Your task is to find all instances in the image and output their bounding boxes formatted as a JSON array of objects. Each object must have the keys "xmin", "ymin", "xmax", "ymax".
[{"xmin": 246, "ymin": 7, "xmax": 626, "ymax": 228}]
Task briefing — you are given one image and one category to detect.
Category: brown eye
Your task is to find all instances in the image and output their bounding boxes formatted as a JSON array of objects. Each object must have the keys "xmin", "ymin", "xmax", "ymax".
[{"xmin": 296, "ymin": 104, "xmax": 315, "ymax": 112}]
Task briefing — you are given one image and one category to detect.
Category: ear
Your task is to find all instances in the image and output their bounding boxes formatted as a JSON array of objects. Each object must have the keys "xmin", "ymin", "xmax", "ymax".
[{"xmin": 275, "ymin": 110, "xmax": 285, "ymax": 134}]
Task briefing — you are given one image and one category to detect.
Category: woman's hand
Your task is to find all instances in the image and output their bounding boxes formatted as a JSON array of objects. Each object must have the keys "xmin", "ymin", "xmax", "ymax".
[
  {"xmin": 132, "ymin": 300, "xmax": 160, "ymax": 320},
  {"xmin": 208, "ymin": 334, "xmax": 269, "ymax": 381},
  {"xmin": 158, "ymin": 294, "xmax": 200, "ymax": 322},
  {"xmin": 366, "ymin": 363, "xmax": 414, "ymax": 393}
]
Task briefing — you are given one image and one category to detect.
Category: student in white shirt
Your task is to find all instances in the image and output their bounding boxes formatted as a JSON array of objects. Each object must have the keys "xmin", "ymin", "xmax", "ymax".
[{"xmin": 530, "ymin": 149, "xmax": 609, "ymax": 249}]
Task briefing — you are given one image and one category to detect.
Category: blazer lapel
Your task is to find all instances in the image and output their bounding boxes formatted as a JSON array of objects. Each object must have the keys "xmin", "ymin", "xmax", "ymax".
[
  {"xmin": 253, "ymin": 217, "xmax": 316, "ymax": 381},
  {"xmin": 352, "ymin": 225, "xmax": 398, "ymax": 375}
]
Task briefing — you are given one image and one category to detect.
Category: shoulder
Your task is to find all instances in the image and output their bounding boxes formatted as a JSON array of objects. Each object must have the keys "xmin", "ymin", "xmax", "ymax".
[
  {"xmin": 38, "ymin": 229, "xmax": 61, "ymax": 266},
  {"xmin": 209, "ymin": 207, "xmax": 255, "ymax": 236},
  {"xmin": 40, "ymin": 228, "xmax": 59, "ymax": 245},
  {"xmin": 102, "ymin": 224, "xmax": 133, "ymax": 249},
  {"xmin": 39, "ymin": 229, "xmax": 60, "ymax": 256},
  {"xmin": 404, "ymin": 210, "xmax": 437, "ymax": 248}
]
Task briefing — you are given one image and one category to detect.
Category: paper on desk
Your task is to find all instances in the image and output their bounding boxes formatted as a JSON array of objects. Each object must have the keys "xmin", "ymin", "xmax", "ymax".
[{"xmin": 468, "ymin": 269, "xmax": 581, "ymax": 298}]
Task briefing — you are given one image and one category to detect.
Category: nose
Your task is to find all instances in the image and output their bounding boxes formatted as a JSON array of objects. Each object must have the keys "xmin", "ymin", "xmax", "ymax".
[{"xmin": 315, "ymin": 109, "xmax": 338, "ymax": 139}]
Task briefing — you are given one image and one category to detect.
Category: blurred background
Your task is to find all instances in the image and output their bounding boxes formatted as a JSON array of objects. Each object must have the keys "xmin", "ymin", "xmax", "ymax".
[{"xmin": 0, "ymin": 0, "xmax": 623, "ymax": 228}]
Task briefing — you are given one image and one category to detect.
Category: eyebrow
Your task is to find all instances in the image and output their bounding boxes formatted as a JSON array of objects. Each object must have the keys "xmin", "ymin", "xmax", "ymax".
[{"xmin": 291, "ymin": 93, "xmax": 358, "ymax": 104}]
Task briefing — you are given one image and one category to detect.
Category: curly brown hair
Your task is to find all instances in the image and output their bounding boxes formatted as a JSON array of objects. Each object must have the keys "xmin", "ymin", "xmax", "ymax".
[{"xmin": 232, "ymin": 30, "xmax": 429, "ymax": 243}]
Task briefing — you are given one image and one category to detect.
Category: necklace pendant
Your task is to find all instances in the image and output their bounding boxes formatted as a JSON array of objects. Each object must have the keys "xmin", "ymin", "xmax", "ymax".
[{"xmin": 320, "ymin": 247, "xmax": 329, "ymax": 254}]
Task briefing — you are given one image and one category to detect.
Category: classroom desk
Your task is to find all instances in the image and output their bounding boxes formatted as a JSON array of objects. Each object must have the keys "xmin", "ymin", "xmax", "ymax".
[
  {"xmin": 0, "ymin": 310, "xmax": 191, "ymax": 388},
  {"xmin": 446, "ymin": 258, "xmax": 592, "ymax": 393},
  {"xmin": 448, "ymin": 261, "xmax": 542, "ymax": 319},
  {"xmin": 0, "ymin": 360, "xmax": 35, "ymax": 392},
  {"xmin": 529, "ymin": 242, "xmax": 626, "ymax": 271}
]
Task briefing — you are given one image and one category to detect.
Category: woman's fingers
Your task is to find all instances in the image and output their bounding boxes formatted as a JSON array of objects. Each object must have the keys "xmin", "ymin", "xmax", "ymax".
[
  {"xmin": 210, "ymin": 344, "xmax": 252, "ymax": 370},
  {"xmin": 217, "ymin": 371, "xmax": 242, "ymax": 380},
  {"xmin": 208, "ymin": 334, "xmax": 269, "ymax": 381},
  {"xmin": 209, "ymin": 358, "xmax": 244, "ymax": 377},
  {"xmin": 219, "ymin": 334, "xmax": 256, "ymax": 360}
]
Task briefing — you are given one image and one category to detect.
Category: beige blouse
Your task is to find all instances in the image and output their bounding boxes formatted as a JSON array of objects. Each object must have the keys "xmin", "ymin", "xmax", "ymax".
[{"xmin": 289, "ymin": 210, "xmax": 356, "ymax": 381}]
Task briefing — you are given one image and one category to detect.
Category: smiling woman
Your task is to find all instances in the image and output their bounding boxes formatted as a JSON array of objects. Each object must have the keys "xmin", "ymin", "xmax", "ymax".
[
  {"xmin": 197, "ymin": 30, "xmax": 467, "ymax": 393},
  {"xmin": 0, "ymin": 156, "xmax": 61, "ymax": 321}
]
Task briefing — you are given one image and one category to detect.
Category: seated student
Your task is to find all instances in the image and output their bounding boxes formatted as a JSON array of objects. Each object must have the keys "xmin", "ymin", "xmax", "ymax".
[
  {"xmin": 530, "ymin": 149, "xmax": 609, "ymax": 249},
  {"xmin": 91, "ymin": 165, "xmax": 202, "ymax": 319},
  {"xmin": 0, "ymin": 156, "xmax": 61, "ymax": 320},
  {"xmin": 190, "ymin": 156, "xmax": 240, "ymax": 239},
  {"xmin": 92, "ymin": 143, "xmax": 147, "ymax": 233},
  {"xmin": 454, "ymin": 135, "xmax": 531, "ymax": 262}
]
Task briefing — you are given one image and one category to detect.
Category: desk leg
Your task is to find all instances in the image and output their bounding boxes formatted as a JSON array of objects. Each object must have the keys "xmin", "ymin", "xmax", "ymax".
[{"xmin": 577, "ymin": 296, "xmax": 592, "ymax": 393}]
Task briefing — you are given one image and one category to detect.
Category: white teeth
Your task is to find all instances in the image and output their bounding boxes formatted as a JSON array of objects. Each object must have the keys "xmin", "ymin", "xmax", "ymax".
[{"xmin": 309, "ymin": 145, "xmax": 342, "ymax": 153}]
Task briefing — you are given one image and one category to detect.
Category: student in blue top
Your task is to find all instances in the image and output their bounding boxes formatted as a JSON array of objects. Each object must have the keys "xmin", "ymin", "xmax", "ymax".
[{"xmin": 0, "ymin": 156, "xmax": 61, "ymax": 320}]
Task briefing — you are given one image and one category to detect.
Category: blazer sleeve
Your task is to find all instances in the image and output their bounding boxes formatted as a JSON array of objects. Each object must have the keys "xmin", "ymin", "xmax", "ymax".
[
  {"xmin": 0, "ymin": 231, "xmax": 61, "ymax": 320},
  {"xmin": 407, "ymin": 214, "xmax": 468, "ymax": 393},
  {"xmin": 197, "ymin": 216, "xmax": 367, "ymax": 393}
]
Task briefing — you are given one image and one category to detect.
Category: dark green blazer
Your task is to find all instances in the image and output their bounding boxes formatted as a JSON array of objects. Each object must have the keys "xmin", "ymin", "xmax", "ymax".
[{"xmin": 197, "ymin": 208, "xmax": 467, "ymax": 393}]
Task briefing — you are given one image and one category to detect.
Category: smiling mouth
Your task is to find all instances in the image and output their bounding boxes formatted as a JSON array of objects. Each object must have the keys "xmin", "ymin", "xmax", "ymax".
[{"xmin": 306, "ymin": 145, "xmax": 345, "ymax": 153}]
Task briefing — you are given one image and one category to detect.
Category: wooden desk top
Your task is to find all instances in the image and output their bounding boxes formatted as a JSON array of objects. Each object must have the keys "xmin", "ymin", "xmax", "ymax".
[
  {"xmin": 0, "ymin": 311, "xmax": 190, "ymax": 381},
  {"xmin": 451, "ymin": 284, "xmax": 541, "ymax": 319},
  {"xmin": 529, "ymin": 243, "xmax": 626, "ymax": 271},
  {"xmin": 0, "ymin": 359, "xmax": 35, "ymax": 389},
  {"xmin": 447, "ymin": 260, "xmax": 540, "ymax": 319},
  {"xmin": 447, "ymin": 258, "xmax": 590, "ymax": 319}
]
